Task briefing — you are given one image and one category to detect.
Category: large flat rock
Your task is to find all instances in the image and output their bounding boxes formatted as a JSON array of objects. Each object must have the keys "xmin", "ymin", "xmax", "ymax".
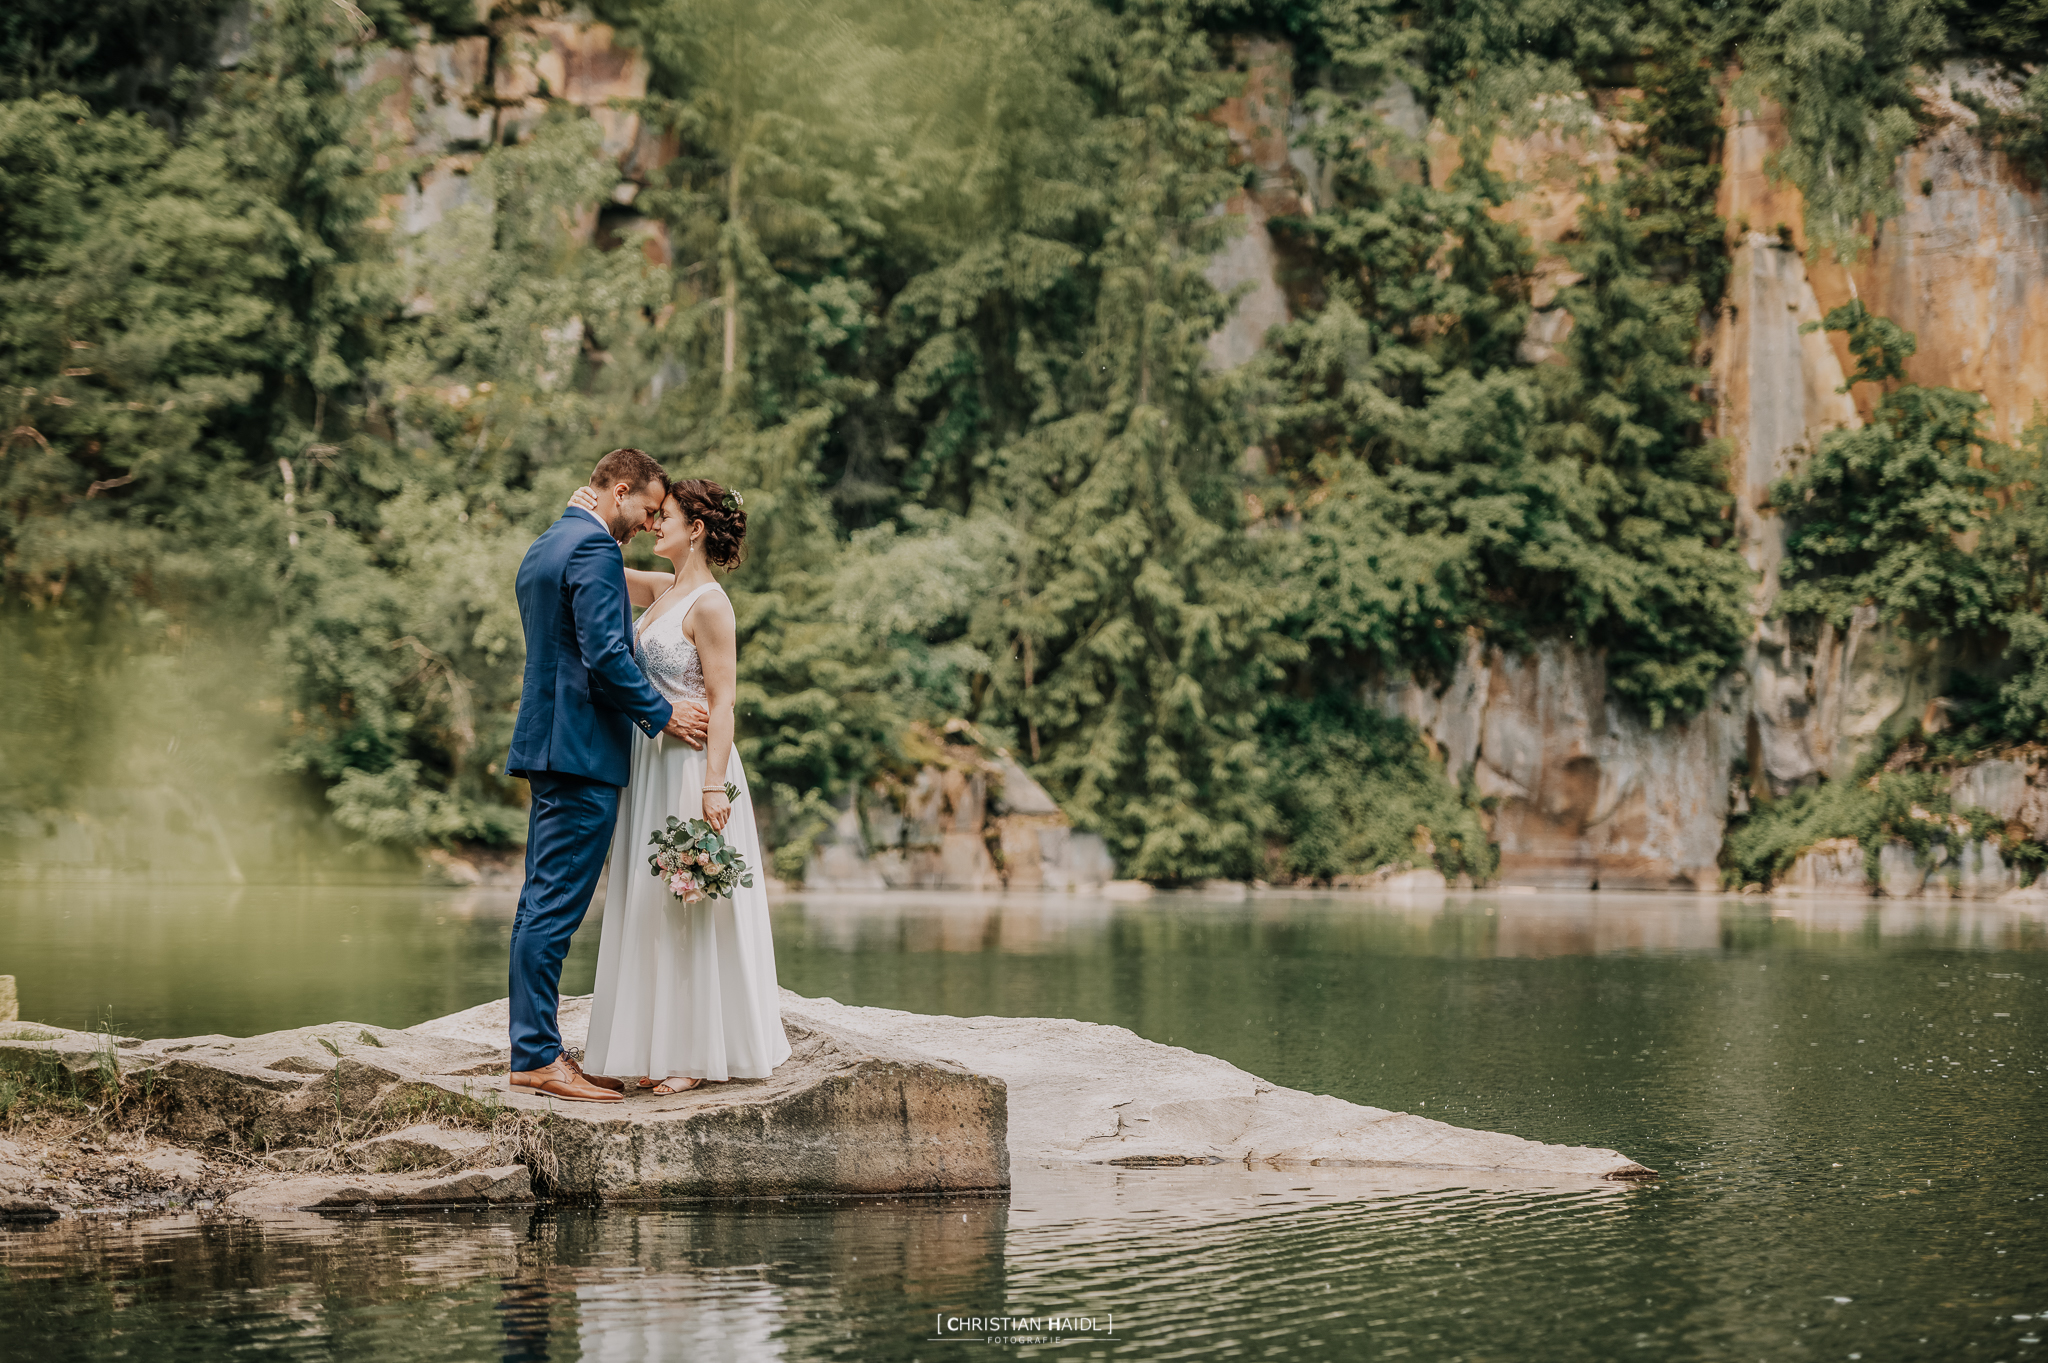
[
  {"xmin": 123, "ymin": 1020, "xmax": 509, "ymax": 1149},
  {"xmin": 23, "ymin": 995, "xmax": 1008, "ymax": 1202},
  {"xmin": 779, "ymin": 994, "xmax": 1653, "ymax": 1180},
  {"xmin": 4, "ymin": 990, "xmax": 1646, "ymax": 1215},
  {"xmin": 407, "ymin": 996, "xmax": 1007, "ymax": 1200}
]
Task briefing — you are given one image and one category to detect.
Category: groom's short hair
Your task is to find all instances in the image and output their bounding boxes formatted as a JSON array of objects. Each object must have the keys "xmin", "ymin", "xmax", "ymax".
[{"xmin": 589, "ymin": 447, "xmax": 665, "ymax": 495}]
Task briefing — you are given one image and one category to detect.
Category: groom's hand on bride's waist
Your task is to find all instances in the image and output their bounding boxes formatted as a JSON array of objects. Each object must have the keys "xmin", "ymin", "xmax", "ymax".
[{"xmin": 663, "ymin": 701, "xmax": 710, "ymax": 747}]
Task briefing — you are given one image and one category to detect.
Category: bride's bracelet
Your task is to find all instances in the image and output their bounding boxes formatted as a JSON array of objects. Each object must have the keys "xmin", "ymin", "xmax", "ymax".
[{"xmin": 702, "ymin": 786, "xmax": 727, "ymax": 794}]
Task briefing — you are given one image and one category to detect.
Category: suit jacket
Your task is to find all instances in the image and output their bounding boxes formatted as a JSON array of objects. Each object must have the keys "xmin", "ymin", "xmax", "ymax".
[{"xmin": 505, "ymin": 509, "xmax": 674, "ymax": 786}]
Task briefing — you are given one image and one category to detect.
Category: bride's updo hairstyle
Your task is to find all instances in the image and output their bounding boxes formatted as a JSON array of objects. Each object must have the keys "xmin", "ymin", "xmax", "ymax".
[{"xmin": 668, "ymin": 477, "xmax": 747, "ymax": 569}]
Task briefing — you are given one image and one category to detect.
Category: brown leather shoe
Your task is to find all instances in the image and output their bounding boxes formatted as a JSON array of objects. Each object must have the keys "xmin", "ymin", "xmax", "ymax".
[
  {"xmin": 509, "ymin": 1056, "xmax": 623, "ymax": 1103},
  {"xmin": 562, "ymin": 1055, "xmax": 624, "ymax": 1093}
]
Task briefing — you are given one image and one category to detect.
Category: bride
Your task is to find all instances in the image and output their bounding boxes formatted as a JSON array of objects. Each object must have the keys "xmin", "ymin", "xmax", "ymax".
[{"xmin": 570, "ymin": 476, "xmax": 790, "ymax": 1093}]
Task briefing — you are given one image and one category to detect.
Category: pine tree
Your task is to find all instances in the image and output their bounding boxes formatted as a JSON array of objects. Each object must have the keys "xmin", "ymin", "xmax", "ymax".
[
  {"xmin": 968, "ymin": 0, "xmax": 1286, "ymax": 880},
  {"xmin": 1526, "ymin": 178, "xmax": 1751, "ymax": 727}
]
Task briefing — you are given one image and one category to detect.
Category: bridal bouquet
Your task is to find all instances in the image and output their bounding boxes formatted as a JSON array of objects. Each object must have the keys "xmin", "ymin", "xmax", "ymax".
[{"xmin": 646, "ymin": 784, "xmax": 755, "ymax": 903}]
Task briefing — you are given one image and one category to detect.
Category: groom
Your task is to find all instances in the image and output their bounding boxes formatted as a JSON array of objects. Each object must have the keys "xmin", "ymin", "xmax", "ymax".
[{"xmin": 504, "ymin": 447, "xmax": 709, "ymax": 1102}]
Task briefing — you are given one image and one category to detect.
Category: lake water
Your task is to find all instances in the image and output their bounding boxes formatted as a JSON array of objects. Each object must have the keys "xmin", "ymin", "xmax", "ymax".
[{"xmin": 2, "ymin": 879, "xmax": 2045, "ymax": 1360}]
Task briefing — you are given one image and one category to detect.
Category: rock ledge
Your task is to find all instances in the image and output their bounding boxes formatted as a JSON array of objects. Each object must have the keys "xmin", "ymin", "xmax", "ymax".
[
  {"xmin": 0, "ymin": 992, "xmax": 1649, "ymax": 1217},
  {"xmin": 782, "ymin": 995, "xmax": 1653, "ymax": 1180}
]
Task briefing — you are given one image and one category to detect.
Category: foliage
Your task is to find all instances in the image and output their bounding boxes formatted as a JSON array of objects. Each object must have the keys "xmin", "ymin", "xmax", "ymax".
[
  {"xmin": 1770, "ymin": 302, "xmax": 2006, "ymax": 636},
  {"xmin": 1734, "ymin": 0, "xmax": 1947, "ymax": 260},
  {"xmin": 1768, "ymin": 305, "xmax": 2048, "ymax": 759},
  {"xmin": 1619, "ymin": 12, "xmax": 1733, "ymax": 304},
  {"xmin": 4, "ymin": 0, "xmax": 2036, "ymax": 883},
  {"xmin": 0, "ymin": 1016, "xmax": 134, "ymax": 1130},
  {"xmin": 1260, "ymin": 5, "xmax": 1748, "ymax": 730},
  {"xmin": 1958, "ymin": 67, "xmax": 2048, "ymax": 191},
  {"xmin": 1895, "ymin": 418, "xmax": 2048, "ymax": 753},
  {"xmin": 0, "ymin": 0, "xmax": 233, "ymax": 108},
  {"xmin": 1258, "ymin": 694, "xmax": 1497, "ymax": 883},
  {"xmin": 1938, "ymin": 0, "xmax": 2048, "ymax": 71},
  {"xmin": 0, "ymin": 3, "xmax": 689, "ymax": 849},
  {"xmin": 1753, "ymin": 306, "xmax": 2047, "ymax": 879},
  {"xmin": 0, "ymin": 1047, "xmax": 100, "ymax": 1124},
  {"xmin": 1529, "ymin": 180, "xmax": 1751, "ymax": 726},
  {"xmin": 1721, "ymin": 759, "xmax": 2001, "ymax": 887},
  {"xmin": 1983, "ymin": 422, "xmax": 2048, "ymax": 736},
  {"xmin": 958, "ymin": 0, "xmax": 1286, "ymax": 881}
]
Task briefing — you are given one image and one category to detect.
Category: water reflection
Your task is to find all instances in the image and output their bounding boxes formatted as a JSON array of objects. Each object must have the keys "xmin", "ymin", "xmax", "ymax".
[
  {"xmin": 2, "ymin": 881, "xmax": 2042, "ymax": 1359},
  {"xmin": 4, "ymin": 878, "xmax": 2042, "ymax": 1039},
  {"xmin": 1, "ymin": 1177, "xmax": 1651, "ymax": 1363},
  {"xmin": 1005, "ymin": 1158, "xmax": 1631, "ymax": 1233},
  {"xmin": 574, "ymin": 1269, "xmax": 786, "ymax": 1363},
  {"xmin": 0, "ymin": 1197, "xmax": 1014, "ymax": 1363},
  {"xmin": 0, "ymin": 879, "xmax": 536, "ymax": 1037},
  {"xmin": 779, "ymin": 887, "xmax": 2048, "ymax": 963},
  {"xmin": 12, "ymin": 1147, "xmax": 2035, "ymax": 1362}
]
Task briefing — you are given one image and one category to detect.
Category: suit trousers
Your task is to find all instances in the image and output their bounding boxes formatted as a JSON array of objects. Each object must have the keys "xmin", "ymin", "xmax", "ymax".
[{"xmin": 509, "ymin": 771, "xmax": 620, "ymax": 1072}]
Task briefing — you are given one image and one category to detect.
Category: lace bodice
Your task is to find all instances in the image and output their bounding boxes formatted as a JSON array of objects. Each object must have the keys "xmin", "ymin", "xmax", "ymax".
[{"xmin": 633, "ymin": 582, "xmax": 722, "ymax": 704}]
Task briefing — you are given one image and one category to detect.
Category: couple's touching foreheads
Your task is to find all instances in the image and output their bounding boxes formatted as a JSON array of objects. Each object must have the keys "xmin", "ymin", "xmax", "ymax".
[{"xmin": 502, "ymin": 447, "xmax": 788, "ymax": 1103}]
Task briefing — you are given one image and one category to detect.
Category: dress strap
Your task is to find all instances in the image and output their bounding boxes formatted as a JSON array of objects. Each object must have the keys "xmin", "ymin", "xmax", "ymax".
[
  {"xmin": 671, "ymin": 580, "xmax": 724, "ymax": 624},
  {"xmin": 636, "ymin": 580, "xmax": 723, "ymax": 640}
]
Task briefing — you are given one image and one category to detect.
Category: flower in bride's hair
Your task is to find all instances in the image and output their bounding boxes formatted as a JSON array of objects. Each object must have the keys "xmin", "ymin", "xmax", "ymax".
[{"xmin": 721, "ymin": 490, "xmax": 743, "ymax": 512}]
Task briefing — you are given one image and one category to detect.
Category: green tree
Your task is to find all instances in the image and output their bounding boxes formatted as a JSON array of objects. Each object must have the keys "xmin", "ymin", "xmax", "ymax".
[
  {"xmin": 1770, "ymin": 301, "xmax": 2006, "ymax": 636},
  {"xmin": 1260, "ymin": 9, "xmax": 1747, "ymax": 729},
  {"xmin": 1260, "ymin": 692, "xmax": 1497, "ymax": 884},
  {"xmin": 9, "ymin": 0, "xmax": 2038, "ymax": 883},
  {"xmin": 1983, "ymin": 421, "xmax": 2048, "ymax": 738},
  {"xmin": 1959, "ymin": 67, "xmax": 2048, "ymax": 190},
  {"xmin": 1528, "ymin": 179, "xmax": 1751, "ymax": 726},
  {"xmin": 1735, "ymin": 0, "xmax": 1947, "ymax": 259},
  {"xmin": 965, "ymin": 0, "xmax": 1285, "ymax": 880}
]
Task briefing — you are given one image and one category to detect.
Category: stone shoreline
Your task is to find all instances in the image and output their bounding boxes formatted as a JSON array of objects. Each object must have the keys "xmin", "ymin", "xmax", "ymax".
[{"xmin": 0, "ymin": 992, "xmax": 1650, "ymax": 1221}]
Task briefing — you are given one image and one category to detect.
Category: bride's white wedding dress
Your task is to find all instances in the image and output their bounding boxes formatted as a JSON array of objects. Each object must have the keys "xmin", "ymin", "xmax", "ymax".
[{"xmin": 584, "ymin": 581, "xmax": 791, "ymax": 1082}]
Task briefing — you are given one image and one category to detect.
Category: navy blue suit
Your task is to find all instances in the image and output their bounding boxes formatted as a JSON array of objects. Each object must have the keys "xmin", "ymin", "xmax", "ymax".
[{"xmin": 505, "ymin": 508, "xmax": 674, "ymax": 1073}]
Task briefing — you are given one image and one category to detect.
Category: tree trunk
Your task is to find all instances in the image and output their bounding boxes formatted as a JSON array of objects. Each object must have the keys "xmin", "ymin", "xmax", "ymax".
[{"xmin": 722, "ymin": 160, "xmax": 741, "ymax": 383}]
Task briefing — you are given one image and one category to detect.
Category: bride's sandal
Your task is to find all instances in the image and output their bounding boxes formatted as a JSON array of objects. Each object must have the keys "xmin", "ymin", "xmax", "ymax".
[{"xmin": 650, "ymin": 1076, "xmax": 703, "ymax": 1095}]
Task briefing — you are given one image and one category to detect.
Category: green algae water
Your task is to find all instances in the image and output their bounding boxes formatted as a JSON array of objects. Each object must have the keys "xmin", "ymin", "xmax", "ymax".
[{"xmin": 2, "ymin": 880, "xmax": 2045, "ymax": 1360}]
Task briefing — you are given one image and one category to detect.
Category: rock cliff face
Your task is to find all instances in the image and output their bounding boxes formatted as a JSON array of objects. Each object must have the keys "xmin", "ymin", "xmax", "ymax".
[
  {"xmin": 1378, "ymin": 638, "xmax": 1746, "ymax": 890},
  {"xmin": 334, "ymin": 14, "xmax": 663, "ymax": 238},
  {"xmin": 342, "ymin": 21, "xmax": 2045, "ymax": 890},
  {"xmin": 1710, "ymin": 72, "xmax": 2031, "ymax": 804},
  {"xmin": 1205, "ymin": 47, "xmax": 2047, "ymax": 889},
  {"xmin": 799, "ymin": 727, "xmax": 1116, "ymax": 893}
]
